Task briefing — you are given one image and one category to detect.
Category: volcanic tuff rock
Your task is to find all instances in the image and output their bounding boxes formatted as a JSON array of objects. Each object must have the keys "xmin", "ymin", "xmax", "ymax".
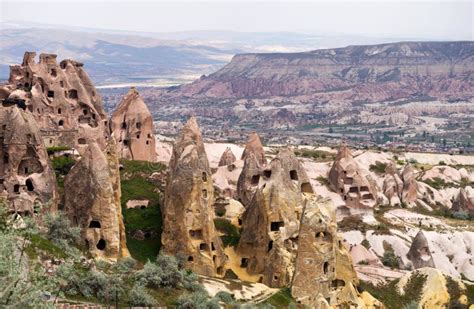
[
  {"xmin": 406, "ymin": 230, "xmax": 435, "ymax": 270},
  {"xmin": 64, "ymin": 139, "xmax": 129, "ymax": 261},
  {"xmin": 237, "ymin": 148, "xmax": 313, "ymax": 287},
  {"xmin": 109, "ymin": 87, "xmax": 157, "ymax": 161},
  {"xmin": 162, "ymin": 117, "xmax": 226, "ymax": 277},
  {"xmin": 400, "ymin": 164, "xmax": 418, "ymax": 205},
  {"xmin": 218, "ymin": 147, "xmax": 236, "ymax": 167},
  {"xmin": 237, "ymin": 133, "xmax": 267, "ymax": 207},
  {"xmin": 4, "ymin": 51, "xmax": 108, "ymax": 151},
  {"xmin": 328, "ymin": 143, "xmax": 377, "ymax": 213},
  {"xmin": 451, "ymin": 187, "xmax": 474, "ymax": 216},
  {"xmin": 170, "ymin": 41, "xmax": 474, "ymax": 101},
  {"xmin": 0, "ymin": 104, "xmax": 58, "ymax": 216}
]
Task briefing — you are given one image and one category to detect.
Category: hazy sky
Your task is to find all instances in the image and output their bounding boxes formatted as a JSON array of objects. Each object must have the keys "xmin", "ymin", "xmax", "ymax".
[{"xmin": 1, "ymin": 0, "xmax": 472, "ymax": 40}]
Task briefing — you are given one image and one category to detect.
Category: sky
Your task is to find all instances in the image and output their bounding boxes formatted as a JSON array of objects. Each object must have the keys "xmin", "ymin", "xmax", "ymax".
[{"xmin": 0, "ymin": 0, "xmax": 472, "ymax": 40}]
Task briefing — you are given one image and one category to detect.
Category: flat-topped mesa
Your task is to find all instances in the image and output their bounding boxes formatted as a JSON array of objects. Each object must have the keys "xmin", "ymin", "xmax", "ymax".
[
  {"xmin": 162, "ymin": 117, "xmax": 226, "ymax": 277},
  {"xmin": 110, "ymin": 87, "xmax": 157, "ymax": 161},
  {"xmin": 5, "ymin": 51, "xmax": 108, "ymax": 152},
  {"xmin": 0, "ymin": 104, "xmax": 58, "ymax": 217},
  {"xmin": 328, "ymin": 143, "xmax": 377, "ymax": 213},
  {"xmin": 64, "ymin": 141, "xmax": 129, "ymax": 261},
  {"xmin": 237, "ymin": 148, "xmax": 313, "ymax": 287},
  {"xmin": 218, "ymin": 147, "xmax": 236, "ymax": 167},
  {"xmin": 241, "ymin": 132, "xmax": 266, "ymax": 164}
]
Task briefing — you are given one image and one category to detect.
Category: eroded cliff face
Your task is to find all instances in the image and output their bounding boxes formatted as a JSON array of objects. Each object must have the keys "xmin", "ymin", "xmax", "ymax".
[
  {"xmin": 174, "ymin": 41, "xmax": 474, "ymax": 102},
  {"xmin": 109, "ymin": 87, "xmax": 157, "ymax": 161},
  {"xmin": 328, "ymin": 143, "xmax": 377, "ymax": 213},
  {"xmin": 0, "ymin": 104, "xmax": 58, "ymax": 216},
  {"xmin": 162, "ymin": 117, "xmax": 226, "ymax": 277},
  {"xmin": 64, "ymin": 140, "xmax": 129, "ymax": 261},
  {"xmin": 4, "ymin": 51, "xmax": 108, "ymax": 151}
]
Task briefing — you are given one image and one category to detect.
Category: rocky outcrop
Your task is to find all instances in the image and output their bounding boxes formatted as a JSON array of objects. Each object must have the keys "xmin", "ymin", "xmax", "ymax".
[
  {"xmin": 406, "ymin": 231, "xmax": 435, "ymax": 269},
  {"xmin": 4, "ymin": 51, "xmax": 108, "ymax": 151},
  {"xmin": 237, "ymin": 148, "xmax": 313, "ymax": 287},
  {"xmin": 0, "ymin": 103, "xmax": 58, "ymax": 217},
  {"xmin": 236, "ymin": 133, "xmax": 267, "ymax": 207},
  {"xmin": 109, "ymin": 87, "xmax": 157, "ymax": 161},
  {"xmin": 382, "ymin": 161, "xmax": 404, "ymax": 206},
  {"xmin": 328, "ymin": 143, "xmax": 377, "ymax": 211},
  {"xmin": 161, "ymin": 117, "xmax": 226, "ymax": 277},
  {"xmin": 218, "ymin": 147, "xmax": 236, "ymax": 167},
  {"xmin": 451, "ymin": 187, "xmax": 474, "ymax": 216},
  {"xmin": 64, "ymin": 139, "xmax": 129, "ymax": 261},
  {"xmin": 401, "ymin": 164, "xmax": 418, "ymax": 205}
]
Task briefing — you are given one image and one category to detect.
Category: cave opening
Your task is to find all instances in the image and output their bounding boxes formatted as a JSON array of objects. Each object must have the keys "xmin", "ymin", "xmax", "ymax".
[{"xmin": 96, "ymin": 239, "xmax": 106, "ymax": 250}]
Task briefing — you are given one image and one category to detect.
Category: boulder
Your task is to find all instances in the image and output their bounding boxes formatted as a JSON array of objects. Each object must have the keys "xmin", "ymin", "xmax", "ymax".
[
  {"xmin": 161, "ymin": 117, "xmax": 226, "ymax": 277},
  {"xmin": 218, "ymin": 147, "xmax": 236, "ymax": 167},
  {"xmin": 0, "ymin": 104, "xmax": 58, "ymax": 217},
  {"xmin": 109, "ymin": 87, "xmax": 157, "ymax": 161},
  {"xmin": 6, "ymin": 51, "xmax": 108, "ymax": 152},
  {"xmin": 64, "ymin": 139, "xmax": 129, "ymax": 261},
  {"xmin": 328, "ymin": 143, "xmax": 377, "ymax": 211}
]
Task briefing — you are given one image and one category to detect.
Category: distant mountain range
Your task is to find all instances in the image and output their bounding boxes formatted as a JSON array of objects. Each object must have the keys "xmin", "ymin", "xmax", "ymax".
[{"xmin": 0, "ymin": 21, "xmax": 423, "ymax": 86}]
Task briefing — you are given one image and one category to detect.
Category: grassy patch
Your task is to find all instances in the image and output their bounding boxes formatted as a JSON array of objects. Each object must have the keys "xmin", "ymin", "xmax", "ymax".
[
  {"xmin": 316, "ymin": 176, "xmax": 330, "ymax": 186},
  {"xmin": 120, "ymin": 160, "xmax": 164, "ymax": 263},
  {"xmin": 25, "ymin": 233, "xmax": 67, "ymax": 259},
  {"xmin": 369, "ymin": 162, "xmax": 388, "ymax": 174},
  {"xmin": 47, "ymin": 145, "xmax": 71, "ymax": 155},
  {"xmin": 359, "ymin": 272, "xmax": 427, "ymax": 309},
  {"xmin": 213, "ymin": 218, "xmax": 240, "ymax": 247},
  {"xmin": 294, "ymin": 149, "xmax": 335, "ymax": 162},
  {"xmin": 261, "ymin": 288, "xmax": 297, "ymax": 307},
  {"xmin": 51, "ymin": 155, "xmax": 76, "ymax": 188}
]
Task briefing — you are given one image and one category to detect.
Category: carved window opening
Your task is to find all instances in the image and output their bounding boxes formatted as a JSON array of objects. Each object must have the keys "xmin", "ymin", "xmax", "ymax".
[
  {"xmin": 349, "ymin": 187, "xmax": 358, "ymax": 193},
  {"xmin": 251, "ymin": 174, "xmax": 260, "ymax": 186},
  {"xmin": 146, "ymin": 140, "xmax": 149, "ymax": 145},
  {"xmin": 136, "ymin": 122, "xmax": 141, "ymax": 129},
  {"xmin": 121, "ymin": 122, "xmax": 127, "ymax": 129},
  {"xmin": 211, "ymin": 242, "xmax": 216, "ymax": 251},
  {"xmin": 89, "ymin": 220, "xmax": 101, "ymax": 228},
  {"xmin": 323, "ymin": 261, "xmax": 329, "ymax": 274},
  {"xmin": 83, "ymin": 109, "xmax": 88, "ymax": 115},
  {"xmin": 301, "ymin": 182, "xmax": 313, "ymax": 193},
  {"xmin": 238, "ymin": 218, "xmax": 242, "ymax": 226},
  {"xmin": 147, "ymin": 134, "xmax": 152, "ymax": 138},
  {"xmin": 123, "ymin": 140, "xmax": 129, "ymax": 146},
  {"xmin": 51, "ymin": 69, "xmax": 57, "ymax": 77},
  {"xmin": 3, "ymin": 154, "xmax": 8, "ymax": 164},
  {"xmin": 57, "ymin": 108, "xmax": 61, "ymax": 114},
  {"xmin": 189, "ymin": 229, "xmax": 203, "ymax": 239},
  {"xmin": 188, "ymin": 256, "xmax": 194, "ymax": 262},
  {"xmin": 14, "ymin": 184, "xmax": 20, "ymax": 193},
  {"xmin": 199, "ymin": 243, "xmax": 208, "ymax": 251},
  {"xmin": 268, "ymin": 240, "xmax": 273, "ymax": 252},
  {"xmin": 360, "ymin": 186, "xmax": 369, "ymax": 192},
  {"xmin": 58, "ymin": 120, "xmax": 64, "ymax": 126},
  {"xmin": 47, "ymin": 91, "xmax": 54, "ymax": 98},
  {"xmin": 270, "ymin": 221, "xmax": 284, "ymax": 232},
  {"xmin": 217, "ymin": 266, "xmax": 223, "ymax": 275},
  {"xmin": 96, "ymin": 239, "xmax": 106, "ymax": 250},
  {"xmin": 340, "ymin": 188, "xmax": 343, "ymax": 193},
  {"xmin": 212, "ymin": 255, "xmax": 216, "ymax": 263},
  {"xmin": 68, "ymin": 89, "xmax": 78, "ymax": 99},
  {"xmin": 25, "ymin": 83, "xmax": 30, "ymax": 89},
  {"xmin": 78, "ymin": 138, "xmax": 86, "ymax": 145},
  {"xmin": 202, "ymin": 189, "xmax": 208, "ymax": 199},
  {"xmin": 263, "ymin": 170, "xmax": 272, "ymax": 178},
  {"xmin": 60, "ymin": 81, "xmax": 64, "ymax": 88},
  {"xmin": 202, "ymin": 172, "xmax": 207, "ymax": 182},
  {"xmin": 136, "ymin": 134, "xmax": 140, "ymax": 139},
  {"xmin": 25, "ymin": 179, "xmax": 34, "ymax": 191},
  {"xmin": 290, "ymin": 170, "xmax": 298, "ymax": 180},
  {"xmin": 25, "ymin": 72, "xmax": 29, "ymax": 78},
  {"xmin": 331, "ymin": 279, "xmax": 345, "ymax": 289},
  {"xmin": 362, "ymin": 193, "xmax": 374, "ymax": 200},
  {"xmin": 240, "ymin": 258, "xmax": 248, "ymax": 267}
]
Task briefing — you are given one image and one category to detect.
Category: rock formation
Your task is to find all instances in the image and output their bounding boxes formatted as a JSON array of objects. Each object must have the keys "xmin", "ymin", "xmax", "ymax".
[
  {"xmin": 218, "ymin": 147, "xmax": 236, "ymax": 167},
  {"xmin": 64, "ymin": 139, "xmax": 129, "ymax": 261},
  {"xmin": 109, "ymin": 87, "xmax": 157, "ymax": 161},
  {"xmin": 406, "ymin": 230, "xmax": 435, "ymax": 270},
  {"xmin": 400, "ymin": 164, "xmax": 418, "ymax": 205},
  {"xmin": 382, "ymin": 161, "xmax": 404, "ymax": 206},
  {"xmin": 452, "ymin": 187, "xmax": 474, "ymax": 216},
  {"xmin": 0, "ymin": 103, "xmax": 58, "ymax": 216},
  {"xmin": 161, "ymin": 117, "xmax": 226, "ymax": 277},
  {"xmin": 237, "ymin": 148, "xmax": 313, "ymax": 287},
  {"xmin": 4, "ymin": 51, "xmax": 108, "ymax": 151},
  {"xmin": 236, "ymin": 133, "xmax": 267, "ymax": 207},
  {"xmin": 328, "ymin": 143, "xmax": 377, "ymax": 212}
]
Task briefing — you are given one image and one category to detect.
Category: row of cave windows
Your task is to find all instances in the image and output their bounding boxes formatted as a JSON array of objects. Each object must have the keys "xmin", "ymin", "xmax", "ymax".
[
  {"xmin": 12, "ymin": 179, "xmax": 35, "ymax": 193},
  {"xmin": 249, "ymin": 170, "xmax": 312, "ymax": 193}
]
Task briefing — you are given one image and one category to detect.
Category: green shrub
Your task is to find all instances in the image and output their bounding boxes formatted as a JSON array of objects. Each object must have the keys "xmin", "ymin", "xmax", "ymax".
[
  {"xmin": 361, "ymin": 239, "xmax": 371, "ymax": 249},
  {"xmin": 47, "ymin": 145, "xmax": 71, "ymax": 155},
  {"xmin": 316, "ymin": 176, "xmax": 330, "ymax": 186},
  {"xmin": 128, "ymin": 283, "xmax": 157, "ymax": 307},
  {"xmin": 51, "ymin": 155, "xmax": 76, "ymax": 175},
  {"xmin": 213, "ymin": 218, "xmax": 240, "ymax": 247},
  {"xmin": 369, "ymin": 162, "xmax": 388, "ymax": 174},
  {"xmin": 382, "ymin": 241, "xmax": 399, "ymax": 269},
  {"xmin": 215, "ymin": 291, "xmax": 235, "ymax": 304},
  {"xmin": 44, "ymin": 212, "xmax": 81, "ymax": 248},
  {"xmin": 176, "ymin": 292, "xmax": 220, "ymax": 309}
]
